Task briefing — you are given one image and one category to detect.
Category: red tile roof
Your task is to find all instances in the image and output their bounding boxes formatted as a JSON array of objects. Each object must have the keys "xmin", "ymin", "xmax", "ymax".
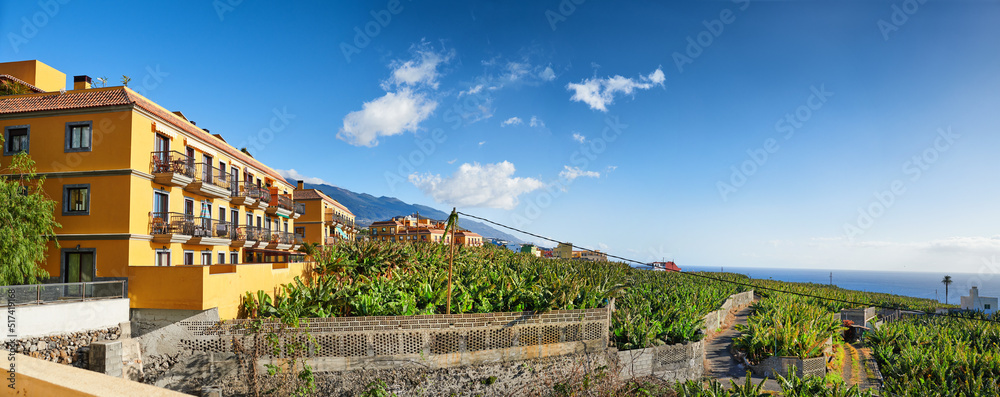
[
  {"xmin": 292, "ymin": 189, "xmax": 353, "ymax": 215},
  {"xmin": 0, "ymin": 75, "xmax": 45, "ymax": 93},
  {"xmin": 0, "ymin": 87, "xmax": 289, "ymax": 186}
]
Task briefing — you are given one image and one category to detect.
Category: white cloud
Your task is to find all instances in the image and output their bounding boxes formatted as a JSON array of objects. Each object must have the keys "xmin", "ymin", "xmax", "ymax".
[
  {"xmin": 386, "ymin": 45, "xmax": 454, "ymax": 89},
  {"xmin": 566, "ymin": 67, "xmax": 665, "ymax": 111},
  {"xmin": 275, "ymin": 169, "xmax": 329, "ymax": 185},
  {"xmin": 337, "ymin": 89, "xmax": 437, "ymax": 147},
  {"xmin": 540, "ymin": 66, "xmax": 556, "ymax": 81},
  {"xmin": 529, "ymin": 116, "xmax": 544, "ymax": 128},
  {"xmin": 572, "ymin": 132, "xmax": 586, "ymax": 143},
  {"xmin": 478, "ymin": 141, "xmax": 486, "ymax": 146},
  {"xmin": 447, "ymin": 158, "xmax": 457, "ymax": 164},
  {"xmin": 409, "ymin": 161, "xmax": 545, "ymax": 210},
  {"xmin": 459, "ymin": 84, "xmax": 483, "ymax": 97},
  {"xmin": 339, "ymin": 43, "xmax": 452, "ymax": 147},
  {"xmin": 501, "ymin": 117, "xmax": 523, "ymax": 127},
  {"xmin": 559, "ymin": 165, "xmax": 601, "ymax": 181}
]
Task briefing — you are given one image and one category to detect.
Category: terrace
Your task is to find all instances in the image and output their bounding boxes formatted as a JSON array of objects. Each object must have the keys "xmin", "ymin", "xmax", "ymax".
[
  {"xmin": 324, "ymin": 209, "xmax": 357, "ymax": 230},
  {"xmin": 230, "ymin": 181, "xmax": 260, "ymax": 208},
  {"xmin": 265, "ymin": 230, "xmax": 294, "ymax": 250},
  {"xmin": 150, "ymin": 151, "xmax": 195, "ymax": 187},
  {"xmin": 185, "ymin": 163, "xmax": 231, "ymax": 200},
  {"xmin": 266, "ymin": 193, "xmax": 294, "ymax": 218},
  {"xmin": 149, "ymin": 212, "xmax": 233, "ymax": 246}
]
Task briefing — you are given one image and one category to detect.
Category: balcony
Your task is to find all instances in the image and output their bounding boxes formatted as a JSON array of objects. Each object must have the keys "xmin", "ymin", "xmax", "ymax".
[
  {"xmin": 266, "ymin": 194, "xmax": 294, "ymax": 218},
  {"xmin": 150, "ymin": 212, "xmax": 193, "ymax": 244},
  {"xmin": 185, "ymin": 163, "xmax": 231, "ymax": 200},
  {"xmin": 187, "ymin": 217, "xmax": 233, "ymax": 246},
  {"xmin": 230, "ymin": 181, "xmax": 258, "ymax": 208},
  {"xmin": 230, "ymin": 226, "xmax": 257, "ymax": 248},
  {"xmin": 324, "ymin": 209, "xmax": 357, "ymax": 230},
  {"xmin": 292, "ymin": 234, "xmax": 303, "ymax": 250},
  {"xmin": 254, "ymin": 188, "xmax": 271, "ymax": 211},
  {"xmin": 265, "ymin": 230, "xmax": 293, "ymax": 250},
  {"xmin": 292, "ymin": 202, "xmax": 305, "ymax": 219},
  {"xmin": 151, "ymin": 151, "xmax": 195, "ymax": 187}
]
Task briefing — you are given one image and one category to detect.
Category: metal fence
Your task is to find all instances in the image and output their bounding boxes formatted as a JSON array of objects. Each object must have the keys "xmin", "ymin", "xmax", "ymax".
[{"xmin": 0, "ymin": 280, "xmax": 126, "ymax": 306}]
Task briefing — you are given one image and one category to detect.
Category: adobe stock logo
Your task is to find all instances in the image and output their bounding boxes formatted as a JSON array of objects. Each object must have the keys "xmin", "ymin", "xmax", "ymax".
[
  {"xmin": 7, "ymin": 0, "xmax": 71, "ymax": 54},
  {"xmin": 842, "ymin": 127, "xmax": 959, "ymax": 241},
  {"xmin": 340, "ymin": 0, "xmax": 412, "ymax": 63},
  {"xmin": 672, "ymin": 0, "xmax": 750, "ymax": 73},
  {"xmin": 716, "ymin": 85, "xmax": 833, "ymax": 202}
]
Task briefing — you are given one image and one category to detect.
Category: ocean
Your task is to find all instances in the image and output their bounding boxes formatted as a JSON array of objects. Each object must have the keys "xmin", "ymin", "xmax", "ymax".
[{"xmin": 682, "ymin": 265, "xmax": 1000, "ymax": 305}]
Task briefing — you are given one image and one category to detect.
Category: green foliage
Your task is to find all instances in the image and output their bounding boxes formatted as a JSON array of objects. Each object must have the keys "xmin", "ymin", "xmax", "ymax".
[
  {"xmin": 241, "ymin": 241, "xmax": 628, "ymax": 320},
  {"xmin": 612, "ymin": 271, "xmax": 747, "ymax": 348},
  {"xmin": 868, "ymin": 315, "xmax": 1000, "ymax": 396},
  {"xmin": 360, "ymin": 380, "xmax": 397, "ymax": 397},
  {"xmin": 0, "ymin": 152, "xmax": 59, "ymax": 285},
  {"xmin": 734, "ymin": 293, "xmax": 844, "ymax": 362},
  {"xmin": 0, "ymin": 79, "xmax": 31, "ymax": 96},
  {"xmin": 776, "ymin": 367, "xmax": 878, "ymax": 397}
]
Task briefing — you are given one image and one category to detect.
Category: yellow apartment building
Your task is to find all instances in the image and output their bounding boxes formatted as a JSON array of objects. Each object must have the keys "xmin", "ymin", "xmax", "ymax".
[
  {"xmin": 0, "ymin": 60, "xmax": 309, "ymax": 319},
  {"xmin": 369, "ymin": 214, "xmax": 484, "ymax": 246},
  {"xmin": 292, "ymin": 181, "xmax": 358, "ymax": 246}
]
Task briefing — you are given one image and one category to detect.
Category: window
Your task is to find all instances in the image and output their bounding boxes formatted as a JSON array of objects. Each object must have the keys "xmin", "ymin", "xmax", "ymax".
[
  {"xmin": 986, "ymin": 304, "xmax": 992, "ymax": 310},
  {"xmin": 295, "ymin": 227, "xmax": 305, "ymax": 238},
  {"xmin": 63, "ymin": 184, "xmax": 90, "ymax": 215},
  {"xmin": 184, "ymin": 251, "xmax": 194, "ymax": 265},
  {"xmin": 218, "ymin": 252, "xmax": 225, "ymax": 264},
  {"xmin": 231, "ymin": 208, "xmax": 239, "ymax": 227},
  {"xmin": 155, "ymin": 250, "xmax": 171, "ymax": 266},
  {"xmin": 230, "ymin": 252, "xmax": 239, "ymax": 264},
  {"xmin": 153, "ymin": 190, "xmax": 168, "ymax": 216},
  {"xmin": 201, "ymin": 251, "xmax": 211, "ymax": 265},
  {"xmin": 3, "ymin": 125, "xmax": 29, "ymax": 155},
  {"xmin": 62, "ymin": 249, "xmax": 95, "ymax": 283},
  {"xmin": 64, "ymin": 121, "xmax": 92, "ymax": 152}
]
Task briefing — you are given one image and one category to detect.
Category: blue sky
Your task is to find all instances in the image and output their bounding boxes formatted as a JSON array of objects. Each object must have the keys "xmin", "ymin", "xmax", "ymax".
[{"xmin": 3, "ymin": 0, "xmax": 1000, "ymax": 273}]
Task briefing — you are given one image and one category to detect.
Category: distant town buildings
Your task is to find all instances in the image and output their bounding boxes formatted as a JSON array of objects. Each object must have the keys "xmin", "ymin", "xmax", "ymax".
[
  {"xmin": 292, "ymin": 181, "xmax": 358, "ymax": 247},
  {"xmin": 520, "ymin": 244, "xmax": 541, "ymax": 257},
  {"xmin": 961, "ymin": 287, "xmax": 997, "ymax": 314},
  {"xmin": 650, "ymin": 261, "xmax": 681, "ymax": 272},
  {"xmin": 369, "ymin": 214, "xmax": 484, "ymax": 246}
]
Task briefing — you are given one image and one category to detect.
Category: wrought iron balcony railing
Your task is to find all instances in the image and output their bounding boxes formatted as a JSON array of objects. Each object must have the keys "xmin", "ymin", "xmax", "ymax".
[{"xmin": 151, "ymin": 151, "xmax": 195, "ymax": 177}]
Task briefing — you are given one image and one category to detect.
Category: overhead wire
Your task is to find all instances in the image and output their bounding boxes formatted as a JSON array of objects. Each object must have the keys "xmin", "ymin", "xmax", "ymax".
[{"xmin": 457, "ymin": 210, "xmax": 999, "ymax": 325}]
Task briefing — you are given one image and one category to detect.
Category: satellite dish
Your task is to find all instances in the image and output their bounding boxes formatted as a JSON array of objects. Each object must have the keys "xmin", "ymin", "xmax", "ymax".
[{"xmin": 59, "ymin": 88, "xmax": 66, "ymax": 94}]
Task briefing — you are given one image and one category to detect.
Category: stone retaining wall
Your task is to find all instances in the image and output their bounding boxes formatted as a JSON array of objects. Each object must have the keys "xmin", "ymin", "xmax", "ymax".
[
  {"xmin": 751, "ymin": 355, "xmax": 827, "ymax": 378},
  {"xmin": 1, "ymin": 326, "xmax": 123, "ymax": 368},
  {"xmin": 702, "ymin": 291, "xmax": 755, "ymax": 333},
  {"xmin": 615, "ymin": 290, "xmax": 754, "ymax": 382},
  {"xmin": 179, "ymin": 307, "xmax": 610, "ymax": 371},
  {"xmin": 614, "ymin": 341, "xmax": 704, "ymax": 381}
]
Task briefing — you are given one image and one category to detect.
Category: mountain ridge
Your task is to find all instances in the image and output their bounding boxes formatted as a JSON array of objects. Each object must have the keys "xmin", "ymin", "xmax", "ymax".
[{"xmin": 292, "ymin": 181, "xmax": 525, "ymax": 245}]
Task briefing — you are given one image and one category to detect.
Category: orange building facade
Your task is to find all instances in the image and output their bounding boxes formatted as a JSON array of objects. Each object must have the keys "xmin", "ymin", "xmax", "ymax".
[{"xmin": 0, "ymin": 60, "xmax": 310, "ymax": 318}]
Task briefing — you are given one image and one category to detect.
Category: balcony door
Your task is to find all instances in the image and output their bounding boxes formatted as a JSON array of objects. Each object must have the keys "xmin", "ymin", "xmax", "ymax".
[
  {"xmin": 154, "ymin": 134, "xmax": 169, "ymax": 163},
  {"xmin": 63, "ymin": 249, "xmax": 95, "ymax": 297}
]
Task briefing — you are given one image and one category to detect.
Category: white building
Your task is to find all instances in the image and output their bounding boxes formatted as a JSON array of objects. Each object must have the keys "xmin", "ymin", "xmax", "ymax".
[{"xmin": 960, "ymin": 287, "xmax": 997, "ymax": 314}]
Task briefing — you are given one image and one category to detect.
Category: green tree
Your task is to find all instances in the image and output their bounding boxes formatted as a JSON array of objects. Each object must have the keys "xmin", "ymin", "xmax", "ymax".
[
  {"xmin": 0, "ymin": 148, "xmax": 60, "ymax": 285},
  {"xmin": 941, "ymin": 275, "xmax": 953, "ymax": 305}
]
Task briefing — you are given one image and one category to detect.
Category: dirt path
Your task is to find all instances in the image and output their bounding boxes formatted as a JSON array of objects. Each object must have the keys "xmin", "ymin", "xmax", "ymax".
[{"xmin": 702, "ymin": 303, "xmax": 781, "ymax": 392}]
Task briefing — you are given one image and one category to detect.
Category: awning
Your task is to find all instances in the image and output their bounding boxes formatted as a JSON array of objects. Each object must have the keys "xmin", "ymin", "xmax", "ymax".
[{"xmin": 276, "ymin": 213, "xmax": 290, "ymax": 219}]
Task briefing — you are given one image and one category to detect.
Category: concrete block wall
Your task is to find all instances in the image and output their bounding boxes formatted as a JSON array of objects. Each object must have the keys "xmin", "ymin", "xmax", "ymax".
[
  {"xmin": 616, "ymin": 290, "xmax": 753, "ymax": 382},
  {"xmin": 616, "ymin": 340, "xmax": 704, "ymax": 381},
  {"xmin": 179, "ymin": 307, "xmax": 610, "ymax": 372},
  {"xmin": 703, "ymin": 290, "xmax": 755, "ymax": 334},
  {"xmin": 89, "ymin": 340, "xmax": 124, "ymax": 377},
  {"xmin": 751, "ymin": 355, "xmax": 826, "ymax": 378}
]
